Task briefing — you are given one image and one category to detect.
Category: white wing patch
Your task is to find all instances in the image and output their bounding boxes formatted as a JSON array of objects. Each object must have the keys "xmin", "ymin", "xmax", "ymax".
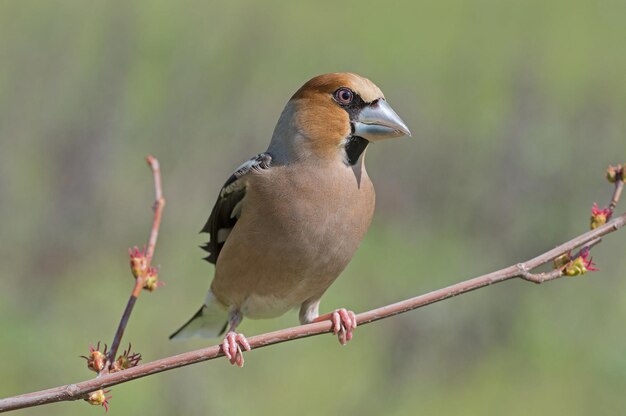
[
  {"xmin": 217, "ymin": 228, "xmax": 232, "ymax": 243},
  {"xmin": 230, "ymin": 199, "xmax": 244, "ymax": 219}
]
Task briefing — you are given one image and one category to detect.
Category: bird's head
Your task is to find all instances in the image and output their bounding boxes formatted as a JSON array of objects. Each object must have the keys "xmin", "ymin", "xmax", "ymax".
[{"xmin": 268, "ymin": 73, "xmax": 411, "ymax": 165}]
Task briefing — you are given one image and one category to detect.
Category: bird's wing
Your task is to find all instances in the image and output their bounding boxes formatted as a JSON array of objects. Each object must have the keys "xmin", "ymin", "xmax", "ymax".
[{"xmin": 200, "ymin": 153, "xmax": 272, "ymax": 264}]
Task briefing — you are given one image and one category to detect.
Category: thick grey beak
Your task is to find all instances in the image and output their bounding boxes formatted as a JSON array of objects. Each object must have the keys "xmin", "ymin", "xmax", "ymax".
[{"xmin": 353, "ymin": 99, "xmax": 411, "ymax": 141}]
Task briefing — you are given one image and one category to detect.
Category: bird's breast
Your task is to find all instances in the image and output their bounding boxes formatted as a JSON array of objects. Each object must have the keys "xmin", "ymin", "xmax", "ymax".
[{"xmin": 211, "ymin": 161, "xmax": 375, "ymax": 319}]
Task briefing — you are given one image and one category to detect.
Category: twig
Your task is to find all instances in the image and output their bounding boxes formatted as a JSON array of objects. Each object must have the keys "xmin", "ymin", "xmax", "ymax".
[
  {"xmin": 1, "ymin": 211, "xmax": 624, "ymax": 413},
  {"xmin": 145, "ymin": 155, "xmax": 165, "ymax": 262},
  {"xmin": 610, "ymin": 180, "xmax": 624, "ymax": 212},
  {"xmin": 104, "ymin": 156, "xmax": 165, "ymax": 372}
]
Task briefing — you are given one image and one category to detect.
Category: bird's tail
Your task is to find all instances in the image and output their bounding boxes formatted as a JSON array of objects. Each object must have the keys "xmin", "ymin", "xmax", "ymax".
[{"xmin": 169, "ymin": 291, "xmax": 228, "ymax": 340}]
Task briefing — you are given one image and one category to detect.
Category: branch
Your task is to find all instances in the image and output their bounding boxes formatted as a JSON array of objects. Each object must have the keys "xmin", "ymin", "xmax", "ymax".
[
  {"xmin": 104, "ymin": 156, "xmax": 165, "ymax": 371},
  {"xmin": 145, "ymin": 155, "xmax": 165, "ymax": 261},
  {"xmin": 0, "ymin": 211, "xmax": 624, "ymax": 413}
]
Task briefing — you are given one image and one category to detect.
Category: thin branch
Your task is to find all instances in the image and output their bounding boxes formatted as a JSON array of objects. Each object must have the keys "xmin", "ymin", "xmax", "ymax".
[
  {"xmin": 104, "ymin": 155, "xmax": 165, "ymax": 371},
  {"xmin": 145, "ymin": 155, "xmax": 165, "ymax": 262},
  {"xmin": 610, "ymin": 180, "xmax": 624, "ymax": 212},
  {"xmin": 1, "ymin": 211, "xmax": 624, "ymax": 413},
  {"xmin": 517, "ymin": 264, "xmax": 563, "ymax": 284}
]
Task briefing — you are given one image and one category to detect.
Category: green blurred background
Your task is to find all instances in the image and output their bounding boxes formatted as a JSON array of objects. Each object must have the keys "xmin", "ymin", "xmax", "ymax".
[{"xmin": 1, "ymin": 0, "xmax": 625, "ymax": 414}]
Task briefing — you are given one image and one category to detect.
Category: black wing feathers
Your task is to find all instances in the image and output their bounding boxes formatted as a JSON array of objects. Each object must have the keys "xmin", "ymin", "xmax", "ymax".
[{"xmin": 200, "ymin": 153, "xmax": 272, "ymax": 264}]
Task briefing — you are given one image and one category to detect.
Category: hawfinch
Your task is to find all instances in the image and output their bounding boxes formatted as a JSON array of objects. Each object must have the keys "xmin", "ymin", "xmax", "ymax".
[{"xmin": 170, "ymin": 73, "xmax": 411, "ymax": 367}]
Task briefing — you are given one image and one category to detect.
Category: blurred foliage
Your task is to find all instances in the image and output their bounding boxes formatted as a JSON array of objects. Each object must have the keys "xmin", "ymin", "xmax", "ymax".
[{"xmin": 0, "ymin": 0, "xmax": 625, "ymax": 415}]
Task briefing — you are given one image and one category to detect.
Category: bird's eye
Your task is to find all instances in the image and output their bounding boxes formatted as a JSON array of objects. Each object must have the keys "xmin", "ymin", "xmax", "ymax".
[{"xmin": 335, "ymin": 88, "xmax": 353, "ymax": 105}]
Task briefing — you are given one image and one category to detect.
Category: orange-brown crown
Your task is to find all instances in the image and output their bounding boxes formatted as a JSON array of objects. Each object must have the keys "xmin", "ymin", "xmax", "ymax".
[{"xmin": 291, "ymin": 73, "xmax": 384, "ymax": 103}]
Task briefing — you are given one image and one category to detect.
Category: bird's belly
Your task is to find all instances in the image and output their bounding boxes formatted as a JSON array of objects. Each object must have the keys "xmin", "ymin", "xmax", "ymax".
[
  {"xmin": 221, "ymin": 225, "xmax": 357, "ymax": 319},
  {"xmin": 240, "ymin": 293, "xmax": 301, "ymax": 319}
]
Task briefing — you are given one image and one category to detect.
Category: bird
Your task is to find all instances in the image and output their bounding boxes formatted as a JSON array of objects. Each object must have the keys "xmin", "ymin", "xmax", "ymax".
[{"xmin": 169, "ymin": 72, "xmax": 411, "ymax": 367}]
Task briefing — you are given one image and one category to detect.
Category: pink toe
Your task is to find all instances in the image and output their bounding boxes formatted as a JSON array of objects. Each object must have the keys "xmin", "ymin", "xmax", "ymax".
[
  {"xmin": 338, "ymin": 327, "xmax": 347, "ymax": 345},
  {"xmin": 339, "ymin": 308, "xmax": 352, "ymax": 329},
  {"xmin": 349, "ymin": 311, "xmax": 357, "ymax": 329},
  {"xmin": 222, "ymin": 339, "xmax": 232, "ymax": 360},
  {"xmin": 229, "ymin": 338, "xmax": 238, "ymax": 361},
  {"xmin": 332, "ymin": 312, "xmax": 341, "ymax": 334},
  {"xmin": 235, "ymin": 347, "xmax": 244, "ymax": 367},
  {"xmin": 236, "ymin": 334, "xmax": 251, "ymax": 351}
]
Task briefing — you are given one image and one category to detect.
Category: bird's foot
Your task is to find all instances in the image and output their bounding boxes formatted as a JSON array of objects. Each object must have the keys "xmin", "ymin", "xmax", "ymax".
[
  {"xmin": 314, "ymin": 308, "xmax": 357, "ymax": 346},
  {"xmin": 221, "ymin": 331, "xmax": 251, "ymax": 367}
]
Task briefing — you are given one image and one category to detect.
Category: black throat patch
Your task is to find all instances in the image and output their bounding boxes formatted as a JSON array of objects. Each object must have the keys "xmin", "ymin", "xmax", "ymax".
[{"xmin": 344, "ymin": 136, "xmax": 369, "ymax": 166}]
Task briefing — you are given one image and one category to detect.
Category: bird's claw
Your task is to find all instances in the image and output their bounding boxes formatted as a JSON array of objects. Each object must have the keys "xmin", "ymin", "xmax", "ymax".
[
  {"xmin": 221, "ymin": 331, "xmax": 251, "ymax": 367},
  {"xmin": 331, "ymin": 308, "xmax": 357, "ymax": 346}
]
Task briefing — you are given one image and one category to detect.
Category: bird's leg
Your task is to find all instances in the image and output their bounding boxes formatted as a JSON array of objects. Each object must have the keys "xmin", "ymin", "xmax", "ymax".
[
  {"xmin": 221, "ymin": 309, "xmax": 250, "ymax": 367},
  {"xmin": 300, "ymin": 299, "xmax": 357, "ymax": 346}
]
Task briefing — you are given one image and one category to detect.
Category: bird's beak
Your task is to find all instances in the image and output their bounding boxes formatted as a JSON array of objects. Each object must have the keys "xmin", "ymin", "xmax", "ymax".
[{"xmin": 353, "ymin": 99, "xmax": 411, "ymax": 141}]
